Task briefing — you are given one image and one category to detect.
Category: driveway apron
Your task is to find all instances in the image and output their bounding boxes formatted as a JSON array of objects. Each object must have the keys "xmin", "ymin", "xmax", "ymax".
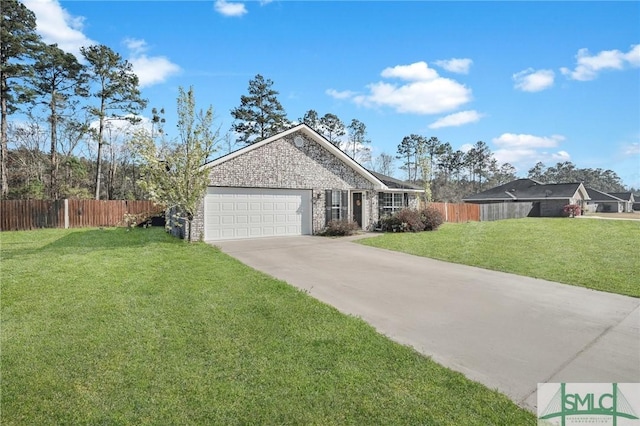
[{"xmin": 213, "ymin": 235, "xmax": 640, "ymax": 412}]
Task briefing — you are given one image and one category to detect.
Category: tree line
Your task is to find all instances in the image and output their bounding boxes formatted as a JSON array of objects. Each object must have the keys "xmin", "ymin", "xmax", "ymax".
[
  {"xmin": 2, "ymin": 0, "xmax": 146, "ymax": 200},
  {"xmin": 1, "ymin": 0, "xmax": 630, "ymax": 204}
]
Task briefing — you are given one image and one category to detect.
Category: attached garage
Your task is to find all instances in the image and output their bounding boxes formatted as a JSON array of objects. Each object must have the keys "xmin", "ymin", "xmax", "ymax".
[
  {"xmin": 204, "ymin": 187, "xmax": 312, "ymax": 240},
  {"xmin": 169, "ymin": 124, "xmax": 423, "ymax": 241}
]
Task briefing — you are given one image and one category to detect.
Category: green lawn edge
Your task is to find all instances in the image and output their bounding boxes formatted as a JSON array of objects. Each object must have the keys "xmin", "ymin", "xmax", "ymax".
[
  {"xmin": 1, "ymin": 227, "xmax": 535, "ymax": 425},
  {"xmin": 358, "ymin": 218, "xmax": 640, "ymax": 298}
]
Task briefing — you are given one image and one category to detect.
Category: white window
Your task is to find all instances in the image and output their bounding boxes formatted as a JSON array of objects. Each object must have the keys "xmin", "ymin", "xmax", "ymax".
[
  {"xmin": 331, "ymin": 190, "xmax": 342, "ymax": 221},
  {"xmin": 379, "ymin": 192, "xmax": 407, "ymax": 215},
  {"xmin": 325, "ymin": 190, "xmax": 348, "ymax": 224}
]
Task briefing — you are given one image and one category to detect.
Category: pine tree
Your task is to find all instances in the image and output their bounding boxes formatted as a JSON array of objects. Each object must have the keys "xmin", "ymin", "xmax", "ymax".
[
  {"xmin": 0, "ymin": 0, "xmax": 42, "ymax": 198},
  {"xmin": 28, "ymin": 44, "xmax": 87, "ymax": 199},
  {"xmin": 81, "ymin": 44, "xmax": 146, "ymax": 200},
  {"xmin": 231, "ymin": 74, "xmax": 289, "ymax": 144},
  {"xmin": 318, "ymin": 113, "xmax": 345, "ymax": 146}
]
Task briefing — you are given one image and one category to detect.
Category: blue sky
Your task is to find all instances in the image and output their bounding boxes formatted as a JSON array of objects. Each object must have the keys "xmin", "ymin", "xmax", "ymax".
[{"xmin": 22, "ymin": 0, "xmax": 640, "ymax": 187}]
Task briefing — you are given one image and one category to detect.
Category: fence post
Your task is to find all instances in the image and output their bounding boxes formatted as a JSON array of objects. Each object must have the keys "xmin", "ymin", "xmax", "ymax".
[
  {"xmin": 64, "ymin": 199, "xmax": 69, "ymax": 229},
  {"xmin": 445, "ymin": 202, "xmax": 448, "ymax": 222}
]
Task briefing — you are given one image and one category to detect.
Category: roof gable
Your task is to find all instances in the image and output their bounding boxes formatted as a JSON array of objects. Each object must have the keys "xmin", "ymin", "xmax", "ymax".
[
  {"xmin": 463, "ymin": 179, "xmax": 589, "ymax": 201},
  {"xmin": 204, "ymin": 124, "xmax": 387, "ymax": 189},
  {"xmin": 368, "ymin": 171, "xmax": 424, "ymax": 191},
  {"xmin": 609, "ymin": 192, "xmax": 634, "ymax": 202},
  {"xmin": 586, "ymin": 188, "xmax": 624, "ymax": 202}
]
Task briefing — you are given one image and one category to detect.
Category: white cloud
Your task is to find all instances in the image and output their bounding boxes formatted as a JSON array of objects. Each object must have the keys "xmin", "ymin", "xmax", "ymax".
[
  {"xmin": 560, "ymin": 44, "xmax": 640, "ymax": 81},
  {"xmin": 625, "ymin": 44, "xmax": 640, "ymax": 67},
  {"xmin": 22, "ymin": 0, "xmax": 96, "ymax": 57},
  {"xmin": 325, "ymin": 89, "xmax": 357, "ymax": 100},
  {"xmin": 623, "ymin": 142, "xmax": 640, "ymax": 156},
  {"xmin": 124, "ymin": 38, "xmax": 181, "ymax": 88},
  {"xmin": 492, "ymin": 133, "xmax": 569, "ymax": 166},
  {"xmin": 380, "ymin": 62, "xmax": 439, "ymax": 81},
  {"xmin": 550, "ymin": 150, "xmax": 571, "ymax": 162},
  {"xmin": 429, "ymin": 110, "xmax": 483, "ymax": 129},
  {"xmin": 129, "ymin": 56, "xmax": 181, "ymax": 88},
  {"xmin": 434, "ymin": 58, "xmax": 473, "ymax": 74},
  {"xmin": 513, "ymin": 68, "xmax": 555, "ymax": 92},
  {"xmin": 124, "ymin": 38, "xmax": 147, "ymax": 56},
  {"xmin": 459, "ymin": 143, "xmax": 474, "ymax": 153},
  {"xmin": 493, "ymin": 133, "xmax": 565, "ymax": 149},
  {"xmin": 89, "ymin": 115, "xmax": 152, "ymax": 138},
  {"xmin": 332, "ymin": 61, "xmax": 472, "ymax": 115},
  {"xmin": 214, "ymin": 0, "xmax": 247, "ymax": 17}
]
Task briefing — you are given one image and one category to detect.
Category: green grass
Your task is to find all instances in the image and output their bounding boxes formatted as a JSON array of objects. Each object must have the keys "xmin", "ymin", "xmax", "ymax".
[
  {"xmin": 359, "ymin": 218, "xmax": 640, "ymax": 298},
  {"xmin": 1, "ymin": 227, "xmax": 533, "ymax": 425}
]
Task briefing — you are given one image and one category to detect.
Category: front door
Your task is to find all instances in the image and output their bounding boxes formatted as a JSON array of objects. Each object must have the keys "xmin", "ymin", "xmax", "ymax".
[{"xmin": 352, "ymin": 192, "xmax": 362, "ymax": 228}]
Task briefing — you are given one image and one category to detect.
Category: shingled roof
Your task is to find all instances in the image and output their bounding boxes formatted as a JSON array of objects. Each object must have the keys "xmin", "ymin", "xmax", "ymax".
[
  {"xmin": 368, "ymin": 171, "xmax": 424, "ymax": 191},
  {"xmin": 463, "ymin": 178, "xmax": 589, "ymax": 202},
  {"xmin": 608, "ymin": 192, "xmax": 635, "ymax": 202},
  {"xmin": 585, "ymin": 188, "xmax": 624, "ymax": 202}
]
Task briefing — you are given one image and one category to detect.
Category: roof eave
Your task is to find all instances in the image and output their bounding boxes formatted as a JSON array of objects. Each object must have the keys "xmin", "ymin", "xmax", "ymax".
[{"xmin": 202, "ymin": 124, "xmax": 388, "ymax": 190}]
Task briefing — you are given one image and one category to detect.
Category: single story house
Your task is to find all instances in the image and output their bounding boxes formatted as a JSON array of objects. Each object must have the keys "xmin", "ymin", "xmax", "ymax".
[
  {"xmin": 462, "ymin": 178, "xmax": 590, "ymax": 217},
  {"xmin": 178, "ymin": 124, "xmax": 424, "ymax": 241},
  {"xmin": 608, "ymin": 192, "xmax": 636, "ymax": 213},
  {"xmin": 584, "ymin": 188, "xmax": 625, "ymax": 213}
]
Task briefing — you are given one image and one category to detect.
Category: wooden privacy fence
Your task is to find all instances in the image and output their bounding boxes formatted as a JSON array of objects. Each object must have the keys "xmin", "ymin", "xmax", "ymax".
[
  {"xmin": 1, "ymin": 200, "xmax": 164, "ymax": 231},
  {"xmin": 479, "ymin": 202, "xmax": 538, "ymax": 221},
  {"xmin": 425, "ymin": 202, "xmax": 480, "ymax": 223}
]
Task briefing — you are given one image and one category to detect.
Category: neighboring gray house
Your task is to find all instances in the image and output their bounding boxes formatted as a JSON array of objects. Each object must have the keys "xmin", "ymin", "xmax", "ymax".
[
  {"xmin": 608, "ymin": 192, "xmax": 636, "ymax": 213},
  {"xmin": 180, "ymin": 124, "xmax": 423, "ymax": 241},
  {"xmin": 584, "ymin": 188, "xmax": 625, "ymax": 213},
  {"xmin": 462, "ymin": 178, "xmax": 590, "ymax": 217}
]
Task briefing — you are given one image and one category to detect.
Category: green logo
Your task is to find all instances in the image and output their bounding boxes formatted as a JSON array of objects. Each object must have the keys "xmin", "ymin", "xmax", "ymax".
[{"xmin": 538, "ymin": 383, "xmax": 639, "ymax": 426}]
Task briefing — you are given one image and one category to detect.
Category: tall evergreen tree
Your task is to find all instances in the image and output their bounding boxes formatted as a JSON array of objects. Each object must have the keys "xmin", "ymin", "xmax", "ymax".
[
  {"xmin": 396, "ymin": 134, "xmax": 424, "ymax": 183},
  {"xmin": 423, "ymin": 136, "xmax": 445, "ymax": 184},
  {"xmin": 81, "ymin": 44, "xmax": 146, "ymax": 200},
  {"xmin": 464, "ymin": 141, "xmax": 492, "ymax": 191},
  {"xmin": 28, "ymin": 44, "xmax": 87, "ymax": 199},
  {"xmin": 0, "ymin": 0, "xmax": 42, "ymax": 198},
  {"xmin": 347, "ymin": 118, "xmax": 371, "ymax": 163},
  {"xmin": 299, "ymin": 109, "xmax": 320, "ymax": 131},
  {"xmin": 231, "ymin": 74, "xmax": 288, "ymax": 145},
  {"xmin": 528, "ymin": 161, "xmax": 546, "ymax": 182},
  {"xmin": 318, "ymin": 113, "xmax": 345, "ymax": 146}
]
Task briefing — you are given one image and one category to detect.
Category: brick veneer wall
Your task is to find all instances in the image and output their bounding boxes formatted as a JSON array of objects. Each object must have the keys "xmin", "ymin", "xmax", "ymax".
[{"xmin": 189, "ymin": 131, "xmax": 377, "ymax": 240}]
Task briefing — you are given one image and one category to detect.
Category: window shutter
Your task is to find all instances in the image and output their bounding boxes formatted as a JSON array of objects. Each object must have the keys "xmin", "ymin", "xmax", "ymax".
[
  {"xmin": 403, "ymin": 192, "xmax": 409, "ymax": 207},
  {"xmin": 341, "ymin": 190, "xmax": 349, "ymax": 221},
  {"xmin": 325, "ymin": 190, "xmax": 332, "ymax": 225},
  {"xmin": 378, "ymin": 192, "xmax": 385, "ymax": 218}
]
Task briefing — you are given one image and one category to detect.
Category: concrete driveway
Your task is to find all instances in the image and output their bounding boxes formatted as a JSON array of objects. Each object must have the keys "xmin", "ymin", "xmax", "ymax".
[{"xmin": 213, "ymin": 235, "xmax": 640, "ymax": 412}]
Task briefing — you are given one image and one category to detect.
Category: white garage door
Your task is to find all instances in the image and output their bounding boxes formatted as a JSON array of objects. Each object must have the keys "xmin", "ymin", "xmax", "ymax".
[{"xmin": 204, "ymin": 187, "xmax": 312, "ymax": 240}]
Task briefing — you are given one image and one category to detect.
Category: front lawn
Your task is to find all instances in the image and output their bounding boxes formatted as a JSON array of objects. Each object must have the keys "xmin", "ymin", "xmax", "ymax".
[
  {"xmin": 1, "ymin": 228, "xmax": 533, "ymax": 425},
  {"xmin": 359, "ymin": 218, "xmax": 640, "ymax": 297}
]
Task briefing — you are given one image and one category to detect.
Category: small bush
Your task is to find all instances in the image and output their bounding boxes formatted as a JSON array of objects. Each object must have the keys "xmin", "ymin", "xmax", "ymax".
[
  {"xmin": 563, "ymin": 204, "xmax": 582, "ymax": 218},
  {"xmin": 379, "ymin": 209, "xmax": 424, "ymax": 232},
  {"xmin": 379, "ymin": 214, "xmax": 401, "ymax": 232},
  {"xmin": 396, "ymin": 208, "xmax": 425, "ymax": 232},
  {"xmin": 321, "ymin": 220, "xmax": 360, "ymax": 236},
  {"xmin": 419, "ymin": 206, "xmax": 444, "ymax": 231}
]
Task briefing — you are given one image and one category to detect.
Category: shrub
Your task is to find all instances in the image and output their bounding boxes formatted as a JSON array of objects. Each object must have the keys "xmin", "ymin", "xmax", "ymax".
[
  {"xmin": 379, "ymin": 209, "xmax": 424, "ymax": 232},
  {"xmin": 379, "ymin": 214, "xmax": 402, "ymax": 232},
  {"xmin": 419, "ymin": 206, "xmax": 444, "ymax": 231},
  {"xmin": 563, "ymin": 204, "xmax": 582, "ymax": 218},
  {"xmin": 396, "ymin": 208, "xmax": 425, "ymax": 232},
  {"xmin": 321, "ymin": 220, "xmax": 360, "ymax": 236}
]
